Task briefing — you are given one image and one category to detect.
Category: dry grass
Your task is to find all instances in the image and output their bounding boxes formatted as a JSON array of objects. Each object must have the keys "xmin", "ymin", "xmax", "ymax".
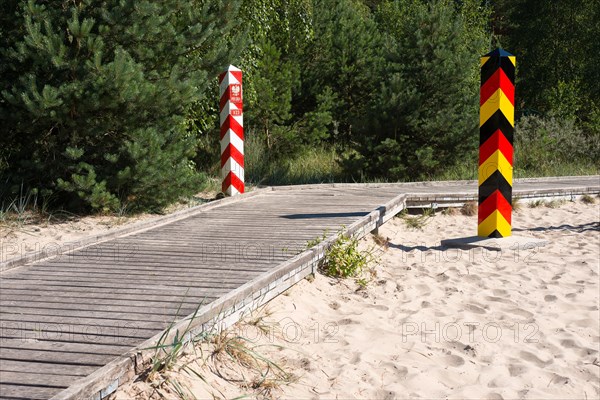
[
  {"xmin": 581, "ymin": 194, "xmax": 596, "ymax": 204},
  {"xmin": 460, "ymin": 201, "xmax": 477, "ymax": 216},
  {"xmin": 132, "ymin": 304, "xmax": 298, "ymax": 400},
  {"xmin": 511, "ymin": 197, "xmax": 522, "ymax": 212},
  {"xmin": 441, "ymin": 207, "xmax": 459, "ymax": 216},
  {"xmin": 371, "ymin": 232, "xmax": 389, "ymax": 249},
  {"xmin": 545, "ymin": 199, "xmax": 567, "ymax": 208},
  {"xmin": 529, "ymin": 199, "xmax": 546, "ymax": 208}
]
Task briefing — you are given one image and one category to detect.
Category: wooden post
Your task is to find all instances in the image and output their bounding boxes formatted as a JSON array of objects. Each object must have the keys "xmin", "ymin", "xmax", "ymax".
[
  {"xmin": 478, "ymin": 49, "xmax": 516, "ymax": 238},
  {"xmin": 219, "ymin": 65, "xmax": 244, "ymax": 196}
]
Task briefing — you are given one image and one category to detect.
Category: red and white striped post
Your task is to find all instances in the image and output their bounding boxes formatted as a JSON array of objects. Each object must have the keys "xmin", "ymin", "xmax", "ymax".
[{"xmin": 218, "ymin": 65, "xmax": 244, "ymax": 196}]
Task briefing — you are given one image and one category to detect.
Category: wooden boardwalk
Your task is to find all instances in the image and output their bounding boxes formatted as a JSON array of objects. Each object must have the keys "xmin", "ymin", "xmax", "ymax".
[{"xmin": 0, "ymin": 176, "xmax": 598, "ymax": 400}]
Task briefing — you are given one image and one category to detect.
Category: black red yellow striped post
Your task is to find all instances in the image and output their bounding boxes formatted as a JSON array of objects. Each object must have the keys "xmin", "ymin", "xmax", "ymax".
[{"xmin": 478, "ymin": 49, "xmax": 516, "ymax": 238}]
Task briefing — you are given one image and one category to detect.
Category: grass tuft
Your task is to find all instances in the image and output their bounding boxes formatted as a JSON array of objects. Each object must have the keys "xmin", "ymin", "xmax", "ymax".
[
  {"xmin": 441, "ymin": 207, "xmax": 459, "ymax": 216},
  {"xmin": 529, "ymin": 199, "xmax": 546, "ymax": 208},
  {"xmin": 545, "ymin": 199, "xmax": 566, "ymax": 208},
  {"xmin": 397, "ymin": 208, "xmax": 435, "ymax": 230},
  {"xmin": 511, "ymin": 197, "xmax": 522, "ymax": 212},
  {"xmin": 460, "ymin": 201, "xmax": 477, "ymax": 216},
  {"xmin": 581, "ymin": 194, "xmax": 596, "ymax": 204}
]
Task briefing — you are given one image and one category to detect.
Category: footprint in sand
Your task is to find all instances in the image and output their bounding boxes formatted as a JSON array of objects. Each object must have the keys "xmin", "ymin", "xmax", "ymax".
[
  {"xmin": 444, "ymin": 354, "xmax": 465, "ymax": 367},
  {"xmin": 337, "ymin": 318, "xmax": 359, "ymax": 326},
  {"xmin": 508, "ymin": 363, "xmax": 528, "ymax": 377},
  {"xmin": 574, "ymin": 318, "xmax": 597, "ymax": 328},
  {"xmin": 465, "ymin": 304, "xmax": 487, "ymax": 314},
  {"xmin": 507, "ymin": 308, "xmax": 535, "ymax": 319},
  {"xmin": 349, "ymin": 351, "xmax": 361, "ymax": 364},
  {"xmin": 520, "ymin": 351, "xmax": 553, "ymax": 367},
  {"xmin": 375, "ymin": 390, "xmax": 397, "ymax": 400},
  {"xmin": 560, "ymin": 339, "xmax": 578, "ymax": 348},
  {"xmin": 300, "ymin": 357, "xmax": 313, "ymax": 371},
  {"xmin": 544, "ymin": 295, "xmax": 558, "ymax": 302},
  {"xmin": 379, "ymin": 361, "xmax": 409, "ymax": 379},
  {"xmin": 366, "ymin": 304, "xmax": 389, "ymax": 312},
  {"xmin": 547, "ymin": 372, "xmax": 570, "ymax": 386},
  {"xmin": 493, "ymin": 289, "xmax": 509, "ymax": 296}
]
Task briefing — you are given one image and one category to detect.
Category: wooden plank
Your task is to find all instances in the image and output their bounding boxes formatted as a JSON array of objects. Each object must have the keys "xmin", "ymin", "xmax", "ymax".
[
  {"xmin": 0, "ymin": 289, "xmax": 216, "ymax": 305},
  {"xmin": 1, "ymin": 360, "xmax": 98, "ymax": 377},
  {"xmin": 0, "ymin": 383, "xmax": 63, "ymax": 400},
  {"xmin": 0, "ymin": 373, "xmax": 77, "ymax": 393},
  {"xmin": 0, "ymin": 283, "xmax": 225, "ymax": 298},
  {"xmin": 39, "ymin": 257, "xmax": 287, "ymax": 269},
  {"xmin": 0, "ymin": 307, "xmax": 196, "ymax": 324},
  {"xmin": 0, "ymin": 300, "xmax": 207, "ymax": 317},
  {"xmin": 0, "ymin": 340, "xmax": 133, "ymax": 357},
  {"xmin": 0, "ymin": 278, "xmax": 244, "ymax": 291},
  {"xmin": 0, "ymin": 293, "xmax": 211, "ymax": 310},
  {"xmin": 2, "ymin": 272, "xmax": 260, "ymax": 286},
  {"xmin": 0, "ymin": 331, "xmax": 145, "ymax": 347},
  {"xmin": 0, "ymin": 313, "xmax": 168, "ymax": 333},
  {"xmin": 17, "ymin": 264, "xmax": 276, "ymax": 277},
  {"xmin": 0, "ymin": 347, "xmax": 118, "ymax": 371}
]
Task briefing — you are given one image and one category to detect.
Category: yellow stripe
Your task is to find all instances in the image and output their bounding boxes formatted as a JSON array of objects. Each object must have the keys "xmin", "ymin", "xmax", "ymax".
[
  {"xmin": 478, "ymin": 210, "xmax": 512, "ymax": 237},
  {"xmin": 479, "ymin": 149, "xmax": 513, "ymax": 186},
  {"xmin": 480, "ymin": 56, "xmax": 490, "ymax": 68},
  {"xmin": 508, "ymin": 56, "xmax": 516, "ymax": 67},
  {"xmin": 480, "ymin": 88, "xmax": 515, "ymax": 127}
]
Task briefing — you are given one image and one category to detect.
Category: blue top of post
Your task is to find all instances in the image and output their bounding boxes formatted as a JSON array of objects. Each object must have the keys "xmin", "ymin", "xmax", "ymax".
[{"xmin": 484, "ymin": 48, "xmax": 514, "ymax": 58}]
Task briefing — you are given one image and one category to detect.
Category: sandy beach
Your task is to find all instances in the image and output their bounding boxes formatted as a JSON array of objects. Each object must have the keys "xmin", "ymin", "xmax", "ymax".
[{"xmin": 113, "ymin": 199, "xmax": 600, "ymax": 400}]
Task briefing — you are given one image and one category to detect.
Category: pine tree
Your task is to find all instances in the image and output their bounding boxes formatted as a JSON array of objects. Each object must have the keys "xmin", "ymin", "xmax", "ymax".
[
  {"xmin": 349, "ymin": 0, "xmax": 488, "ymax": 181},
  {"xmin": 0, "ymin": 0, "xmax": 242, "ymax": 211},
  {"xmin": 298, "ymin": 0, "xmax": 384, "ymax": 144}
]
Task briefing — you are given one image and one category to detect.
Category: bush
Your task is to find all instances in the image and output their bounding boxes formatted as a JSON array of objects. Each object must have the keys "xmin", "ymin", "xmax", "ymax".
[
  {"xmin": 0, "ymin": 0, "xmax": 241, "ymax": 212},
  {"xmin": 514, "ymin": 115, "xmax": 600, "ymax": 176},
  {"xmin": 320, "ymin": 233, "xmax": 369, "ymax": 278}
]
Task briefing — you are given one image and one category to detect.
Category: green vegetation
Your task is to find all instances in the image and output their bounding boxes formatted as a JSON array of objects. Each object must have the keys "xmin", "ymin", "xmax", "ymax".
[
  {"xmin": 398, "ymin": 208, "xmax": 435, "ymax": 230},
  {"xmin": 1, "ymin": 0, "xmax": 598, "ymax": 213},
  {"xmin": 319, "ymin": 232, "xmax": 371, "ymax": 279}
]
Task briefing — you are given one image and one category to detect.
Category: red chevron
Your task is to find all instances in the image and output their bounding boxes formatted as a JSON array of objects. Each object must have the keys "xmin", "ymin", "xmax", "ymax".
[
  {"xmin": 478, "ymin": 189, "xmax": 512, "ymax": 224},
  {"xmin": 219, "ymin": 90, "xmax": 228, "ymax": 110},
  {"xmin": 222, "ymin": 171, "xmax": 245, "ymax": 193},
  {"xmin": 479, "ymin": 129, "xmax": 514, "ymax": 166},
  {"xmin": 221, "ymin": 143, "xmax": 244, "ymax": 168},
  {"xmin": 218, "ymin": 71, "xmax": 227, "ymax": 84},
  {"xmin": 480, "ymin": 68, "xmax": 515, "ymax": 106},
  {"xmin": 220, "ymin": 115, "xmax": 244, "ymax": 140},
  {"xmin": 230, "ymin": 70, "xmax": 242, "ymax": 84}
]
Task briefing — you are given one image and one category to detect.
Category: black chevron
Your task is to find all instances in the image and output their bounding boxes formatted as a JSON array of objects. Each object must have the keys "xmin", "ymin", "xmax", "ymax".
[
  {"xmin": 481, "ymin": 56, "xmax": 515, "ymax": 85},
  {"xmin": 480, "ymin": 110, "xmax": 514, "ymax": 146},
  {"xmin": 487, "ymin": 229, "xmax": 503, "ymax": 238},
  {"xmin": 478, "ymin": 170, "xmax": 512, "ymax": 205}
]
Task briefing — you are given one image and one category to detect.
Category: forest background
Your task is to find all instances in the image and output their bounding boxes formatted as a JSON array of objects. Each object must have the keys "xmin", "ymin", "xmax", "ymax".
[{"xmin": 1, "ymin": 0, "xmax": 598, "ymax": 213}]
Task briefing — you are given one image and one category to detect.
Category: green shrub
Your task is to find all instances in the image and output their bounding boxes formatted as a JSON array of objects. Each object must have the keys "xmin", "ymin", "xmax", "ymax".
[
  {"xmin": 320, "ymin": 233, "xmax": 369, "ymax": 278},
  {"xmin": 514, "ymin": 115, "xmax": 600, "ymax": 177}
]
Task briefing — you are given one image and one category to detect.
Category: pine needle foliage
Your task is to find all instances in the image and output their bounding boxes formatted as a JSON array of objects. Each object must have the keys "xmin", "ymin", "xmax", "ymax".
[{"xmin": 0, "ymin": 0, "xmax": 243, "ymax": 212}]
